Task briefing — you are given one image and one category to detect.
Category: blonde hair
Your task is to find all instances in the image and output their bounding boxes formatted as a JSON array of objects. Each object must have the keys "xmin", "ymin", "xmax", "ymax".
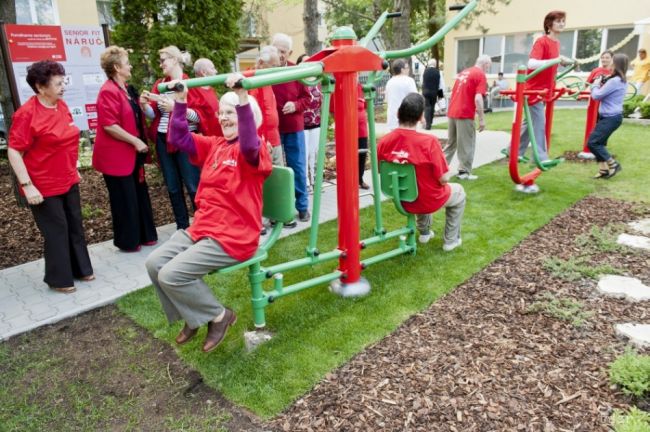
[
  {"xmin": 158, "ymin": 45, "xmax": 192, "ymax": 67},
  {"xmin": 100, "ymin": 45, "xmax": 128, "ymax": 78},
  {"xmin": 220, "ymin": 92, "xmax": 263, "ymax": 128}
]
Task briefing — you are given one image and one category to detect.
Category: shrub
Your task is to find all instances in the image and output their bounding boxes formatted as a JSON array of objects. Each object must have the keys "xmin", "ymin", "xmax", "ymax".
[
  {"xmin": 611, "ymin": 407, "xmax": 650, "ymax": 432},
  {"xmin": 609, "ymin": 348, "xmax": 650, "ymax": 397},
  {"xmin": 638, "ymin": 102, "xmax": 650, "ymax": 119}
]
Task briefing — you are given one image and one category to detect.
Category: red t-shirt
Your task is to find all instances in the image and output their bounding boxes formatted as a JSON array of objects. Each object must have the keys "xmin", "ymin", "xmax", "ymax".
[
  {"xmin": 526, "ymin": 35, "xmax": 560, "ymax": 97},
  {"xmin": 587, "ymin": 67, "xmax": 612, "ymax": 84},
  {"xmin": 9, "ymin": 96, "xmax": 80, "ymax": 197},
  {"xmin": 250, "ymin": 85, "xmax": 281, "ymax": 147},
  {"xmin": 186, "ymin": 134, "xmax": 272, "ymax": 261},
  {"xmin": 192, "ymin": 87, "xmax": 223, "ymax": 137},
  {"xmin": 448, "ymin": 66, "xmax": 487, "ymax": 119},
  {"xmin": 378, "ymin": 129, "xmax": 451, "ymax": 214}
]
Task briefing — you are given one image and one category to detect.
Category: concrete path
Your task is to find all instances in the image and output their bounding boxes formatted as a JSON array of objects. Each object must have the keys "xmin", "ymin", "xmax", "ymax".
[{"xmin": 0, "ymin": 120, "xmax": 509, "ymax": 341}]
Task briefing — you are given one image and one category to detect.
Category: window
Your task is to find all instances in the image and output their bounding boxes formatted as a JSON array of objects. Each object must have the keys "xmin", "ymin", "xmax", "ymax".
[
  {"xmin": 576, "ymin": 29, "xmax": 602, "ymax": 72},
  {"xmin": 457, "ymin": 39, "xmax": 479, "ymax": 73},
  {"xmin": 15, "ymin": 0, "xmax": 58, "ymax": 25},
  {"xmin": 503, "ymin": 33, "xmax": 535, "ymax": 74},
  {"xmin": 607, "ymin": 28, "xmax": 639, "ymax": 63},
  {"xmin": 96, "ymin": 0, "xmax": 116, "ymax": 28},
  {"xmin": 482, "ymin": 35, "xmax": 502, "ymax": 74}
]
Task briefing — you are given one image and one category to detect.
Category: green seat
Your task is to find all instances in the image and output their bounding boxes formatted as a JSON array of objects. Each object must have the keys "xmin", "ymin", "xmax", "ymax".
[
  {"xmin": 379, "ymin": 161, "xmax": 418, "ymax": 216},
  {"xmin": 218, "ymin": 166, "xmax": 295, "ymax": 274}
]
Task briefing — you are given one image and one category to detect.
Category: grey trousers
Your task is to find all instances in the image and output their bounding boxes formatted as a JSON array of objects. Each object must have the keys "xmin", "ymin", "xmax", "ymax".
[
  {"xmin": 518, "ymin": 101, "xmax": 549, "ymax": 161},
  {"xmin": 145, "ymin": 230, "xmax": 238, "ymax": 329},
  {"xmin": 416, "ymin": 183, "xmax": 466, "ymax": 245},
  {"xmin": 270, "ymin": 145, "xmax": 285, "ymax": 166},
  {"xmin": 444, "ymin": 118, "xmax": 476, "ymax": 174}
]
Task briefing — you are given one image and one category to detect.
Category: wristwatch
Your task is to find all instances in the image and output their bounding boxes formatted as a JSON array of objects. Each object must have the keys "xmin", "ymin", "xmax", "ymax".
[{"xmin": 20, "ymin": 180, "xmax": 33, "ymax": 187}]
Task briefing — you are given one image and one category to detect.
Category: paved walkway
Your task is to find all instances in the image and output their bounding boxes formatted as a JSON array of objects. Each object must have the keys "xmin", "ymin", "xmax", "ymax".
[{"xmin": 0, "ymin": 122, "xmax": 510, "ymax": 341}]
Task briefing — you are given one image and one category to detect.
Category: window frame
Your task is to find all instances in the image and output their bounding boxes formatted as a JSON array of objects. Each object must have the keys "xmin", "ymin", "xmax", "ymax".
[{"xmin": 16, "ymin": 0, "xmax": 60, "ymax": 25}]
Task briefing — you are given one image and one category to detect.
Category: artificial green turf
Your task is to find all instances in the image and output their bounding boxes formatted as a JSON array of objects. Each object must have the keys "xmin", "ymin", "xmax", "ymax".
[{"xmin": 118, "ymin": 109, "xmax": 649, "ymax": 418}]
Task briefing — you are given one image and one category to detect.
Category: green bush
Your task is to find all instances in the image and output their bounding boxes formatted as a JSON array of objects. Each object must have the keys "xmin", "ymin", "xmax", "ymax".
[
  {"xmin": 638, "ymin": 102, "xmax": 650, "ymax": 119},
  {"xmin": 611, "ymin": 407, "xmax": 650, "ymax": 432},
  {"xmin": 624, "ymin": 101, "xmax": 638, "ymax": 118},
  {"xmin": 609, "ymin": 349, "xmax": 650, "ymax": 397}
]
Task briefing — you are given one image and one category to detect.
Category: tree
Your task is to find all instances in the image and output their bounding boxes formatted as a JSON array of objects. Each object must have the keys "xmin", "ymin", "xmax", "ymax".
[
  {"xmin": 111, "ymin": 0, "xmax": 243, "ymax": 91},
  {"xmin": 303, "ymin": 0, "xmax": 321, "ymax": 55}
]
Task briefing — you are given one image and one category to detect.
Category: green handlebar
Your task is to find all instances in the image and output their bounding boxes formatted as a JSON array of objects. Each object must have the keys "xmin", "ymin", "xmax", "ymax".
[
  {"xmin": 382, "ymin": 0, "xmax": 478, "ymax": 60},
  {"xmin": 239, "ymin": 63, "xmax": 324, "ymax": 89}
]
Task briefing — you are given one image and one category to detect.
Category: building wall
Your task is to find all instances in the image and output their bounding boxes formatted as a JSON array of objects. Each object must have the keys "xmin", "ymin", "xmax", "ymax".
[
  {"xmin": 443, "ymin": 0, "xmax": 650, "ymax": 90},
  {"xmin": 57, "ymin": 0, "xmax": 100, "ymax": 25}
]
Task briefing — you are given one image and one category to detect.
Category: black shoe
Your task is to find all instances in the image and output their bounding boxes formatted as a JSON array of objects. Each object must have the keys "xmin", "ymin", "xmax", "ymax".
[
  {"xmin": 284, "ymin": 220, "xmax": 297, "ymax": 228},
  {"xmin": 298, "ymin": 210, "xmax": 310, "ymax": 222},
  {"xmin": 261, "ymin": 227, "xmax": 267, "ymax": 235},
  {"xmin": 485, "ymin": 108, "xmax": 493, "ymax": 113}
]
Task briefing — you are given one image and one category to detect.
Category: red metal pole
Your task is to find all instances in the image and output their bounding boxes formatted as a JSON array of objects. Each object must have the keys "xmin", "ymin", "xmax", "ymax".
[
  {"xmin": 332, "ymin": 43, "xmax": 360, "ymax": 284},
  {"xmin": 545, "ymin": 96, "xmax": 555, "ymax": 153},
  {"xmin": 582, "ymin": 98, "xmax": 600, "ymax": 153},
  {"xmin": 509, "ymin": 69, "xmax": 525, "ymax": 185}
]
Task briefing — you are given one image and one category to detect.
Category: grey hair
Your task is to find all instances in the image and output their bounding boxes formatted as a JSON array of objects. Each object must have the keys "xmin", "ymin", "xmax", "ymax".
[
  {"xmin": 427, "ymin": 58, "xmax": 437, "ymax": 68},
  {"xmin": 193, "ymin": 58, "xmax": 215, "ymax": 75},
  {"xmin": 475, "ymin": 54, "xmax": 492, "ymax": 66},
  {"xmin": 258, "ymin": 45, "xmax": 279, "ymax": 63},
  {"xmin": 220, "ymin": 92, "xmax": 263, "ymax": 129},
  {"xmin": 271, "ymin": 33, "xmax": 292, "ymax": 50}
]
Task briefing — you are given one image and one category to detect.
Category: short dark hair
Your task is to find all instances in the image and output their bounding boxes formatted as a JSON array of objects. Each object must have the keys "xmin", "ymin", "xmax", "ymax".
[
  {"xmin": 397, "ymin": 93, "xmax": 424, "ymax": 126},
  {"xmin": 498, "ymin": 72, "xmax": 504, "ymax": 76},
  {"xmin": 391, "ymin": 59, "xmax": 407, "ymax": 75},
  {"xmin": 26, "ymin": 60, "xmax": 65, "ymax": 93},
  {"xmin": 543, "ymin": 10, "xmax": 566, "ymax": 34}
]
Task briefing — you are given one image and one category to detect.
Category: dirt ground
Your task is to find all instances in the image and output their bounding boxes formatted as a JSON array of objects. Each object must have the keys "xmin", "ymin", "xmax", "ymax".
[{"xmin": 2, "ymin": 196, "xmax": 648, "ymax": 431}]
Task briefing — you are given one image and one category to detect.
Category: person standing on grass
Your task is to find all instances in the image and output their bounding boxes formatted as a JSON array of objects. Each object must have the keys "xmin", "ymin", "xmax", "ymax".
[
  {"xmin": 271, "ymin": 33, "xmax": 311, "ymax": 224},
  {"xmin": 443, "ymin": 54, "xmax": 491, "ymax": 181},
  {"xmin": 421, "ymin": 58, "xmax": 441, "ymax": 130},
  {"xmin": 385, "ymin": 59, "xmax": 417, "ymax": 130},
  {"xmin": 630, "ymin": 48, "xmax": 650, "ymax": 93},
  {"xmin": 93, "ymin": 46, "xmax": 158, "ymax": 253},
  {"xmin": 8, "ymin": 60, "xmax": 94, "ymax": 293},
  {"xmin": 145, "ymin": 74, "xmax": 271, "ymax": 353},
  {"xmin": 296, "ymin": 53, "xmax": 322, "ymax": 192},
  {"xmin": 587, "ymin": 53, "xmax": 629, "ymax": 180},
  {"xmin": 517, "ymin": 10, "xmax": 575, "ymax": 193},
  {"xmin": 378, "ymin": 93, "xmax": 466, "ymax": 252}
]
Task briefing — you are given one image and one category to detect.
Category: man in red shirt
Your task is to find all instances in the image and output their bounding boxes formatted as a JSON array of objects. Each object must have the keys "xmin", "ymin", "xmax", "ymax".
[
  {"xmin": 443, "ymin": 54, "xmax": 491, "ymax": 181},
  {"xmin": 271, "ymin": 33, "xmax": 311, "ymax": 222},
  {"xmin": 517, "ymin": 10, "xmax": 574, "ymax": 193},
  {"xmin": 378, "ymin": 93, "xmax": 466, "ymax": 252}
]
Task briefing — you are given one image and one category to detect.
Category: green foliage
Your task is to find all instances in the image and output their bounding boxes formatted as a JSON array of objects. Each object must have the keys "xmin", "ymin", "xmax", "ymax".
[
  {"xmin": 609, "ymin": 349, "xmax": 650, "ymax": 397},
  {"xmin": 527, "ymin": 292, "xmax": 594, "ymax": 327},
  {"xmin": 111, "ymin": 0, "xmax": 243, "ymax": 91},
  {"xmin": 639, "ymin": 102, "xmax": 650, "ymax": 119},
  {"xmin": 612, "ymin": 407, "xmax": 650, "ymax": 432},
  {"xmin": 81, "ymin": 204, "xmax": 103, "ymax": 220},
  {"xmin": 575, "ymin": 224, "xmax": 625, "ymax": 254},
  {"xmin": 543, "ymin": 256, "xmax": 622, "ymax": 281}
]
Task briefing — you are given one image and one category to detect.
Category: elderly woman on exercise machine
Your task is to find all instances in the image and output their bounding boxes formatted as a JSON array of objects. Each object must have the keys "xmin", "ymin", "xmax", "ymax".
[{"xmin": 145, "ymin": 74, "xmax": 272, "ymax": 353}]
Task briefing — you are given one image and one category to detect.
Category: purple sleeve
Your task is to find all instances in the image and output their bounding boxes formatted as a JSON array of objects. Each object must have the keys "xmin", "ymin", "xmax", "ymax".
[
  {"xmin": 236, "ymin": 103, "xmax": 261, "ymax": 166},
  {"xmin": 168, "ymin": 102, "xmax": 197, "ymax": 156}
]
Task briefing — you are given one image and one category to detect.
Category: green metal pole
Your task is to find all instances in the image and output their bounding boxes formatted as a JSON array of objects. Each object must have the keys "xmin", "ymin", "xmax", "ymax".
[
  {"xmin": 239, "ymin": 63, "xmax": 324, "ymax": 90},
  {"xmin": 362, "ymin": 82, "xmax": 384, "ymax": 236},
  {"xmin": 265, "ymin": 271, "xmax": 343, "ymax": 301},
  {"xmin": 308, "ymin": 75, "xmax": 334, "ymax": 255},
  {"xmin": 382, "ymin": 0, "xmax": 478, "ymax": 60},
  {"xmin": 264, "ymin": 249, "xmax": 342, "ymax": 277},
  {"xmin": 248, "ymin": 262, "xmax": 267, "ymax": 328}
]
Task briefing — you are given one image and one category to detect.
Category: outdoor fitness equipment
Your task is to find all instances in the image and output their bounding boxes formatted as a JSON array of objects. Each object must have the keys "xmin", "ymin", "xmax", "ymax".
[
  {"xmin": 499, "ymin": 60, "xmax": 577, "ymax": 191},
  {"xmin": 159, "ymin": 1, "xmax": 478, "ymax": 329}
]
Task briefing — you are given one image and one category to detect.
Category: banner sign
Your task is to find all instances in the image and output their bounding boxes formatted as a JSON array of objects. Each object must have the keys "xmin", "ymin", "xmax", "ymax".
[{"xmin": 5, "ymin": 24, "xmax": 106, "ymax": 131}]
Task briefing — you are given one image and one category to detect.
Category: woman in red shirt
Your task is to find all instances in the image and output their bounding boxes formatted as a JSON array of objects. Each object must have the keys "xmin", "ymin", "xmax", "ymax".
[
  {"xmin": 93, "ymin": 46, "xmax": 157, "ymax": 252},
  {"xmin": 145, "ymin": 74, "xmax": 271, "ymax": 353},
  {"xmin": 8, "ymin": 61, "xmax": 94, "ymax": 293},
  {"xmin": 587, "ymin": 51, "xmax": 614, "ymax": 84}
]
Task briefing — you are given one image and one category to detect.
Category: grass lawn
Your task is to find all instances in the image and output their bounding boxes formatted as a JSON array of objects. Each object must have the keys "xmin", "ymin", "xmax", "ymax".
[{"xmin": 118, "ymin": 109, "xmax": 650, "ymax": 418}]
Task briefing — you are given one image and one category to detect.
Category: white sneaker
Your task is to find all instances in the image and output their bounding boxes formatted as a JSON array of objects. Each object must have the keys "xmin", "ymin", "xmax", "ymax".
[
  {"xmin": 457, "ymin": 172, "xmax": 478, "ymax": 180},
  {"xmin": 515, "ymin": 184, "xmax": 540, "ymax": 194},
  {"xmin": 442, "ymin": 238, "xmax": 462, "ymax": 252},
  {"xmin": 418, "ymin": 231, "xmax": 434, "ymax": 243}
]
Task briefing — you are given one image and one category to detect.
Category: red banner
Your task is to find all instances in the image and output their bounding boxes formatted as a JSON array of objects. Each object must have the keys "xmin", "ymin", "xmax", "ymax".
[{"xmin": 5, "ymin": 24, "xmax": 66, "ymax": 62}]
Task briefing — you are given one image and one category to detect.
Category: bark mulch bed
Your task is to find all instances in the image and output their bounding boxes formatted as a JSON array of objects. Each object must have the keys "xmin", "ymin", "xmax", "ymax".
[
  {"xmin": 0, "ymin": 161, "xmax": 178, "ymax": 270},
  {"xmin": 269, "ymin": 196, "xmax": 650, "ymax": 431}
]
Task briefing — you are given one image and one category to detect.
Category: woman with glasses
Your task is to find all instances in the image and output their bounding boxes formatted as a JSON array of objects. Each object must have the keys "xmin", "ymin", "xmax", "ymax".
[{"xmin": 140, "ymin": 45, "xmax": 201, "ymax": 230}]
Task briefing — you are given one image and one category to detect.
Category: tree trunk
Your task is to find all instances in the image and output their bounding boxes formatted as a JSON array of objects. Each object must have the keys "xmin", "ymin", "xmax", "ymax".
[
  {"xmin": 0, "ymin": 1, "xmax": 17, "ymax": 132},
  {"xmin": 392, "ymin": 0, "xmax": 411, "ymax": 72},
  {"xmin": 427, "ymin": 0, "xmax": 440, "ymax": 61},
  {"xmin": 303, "ymin": 0, "xmax": 321, "ymax": 55}
]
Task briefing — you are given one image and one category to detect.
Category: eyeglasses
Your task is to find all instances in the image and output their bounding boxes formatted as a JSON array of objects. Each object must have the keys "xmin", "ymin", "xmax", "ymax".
[{"xmin": 159, "ymin": 57, "xmax": 170, "ymax": 65}]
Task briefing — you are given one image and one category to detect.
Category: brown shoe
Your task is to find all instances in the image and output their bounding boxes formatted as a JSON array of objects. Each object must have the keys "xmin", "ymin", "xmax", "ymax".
[
  {"xmin": 202, "ymin": 309, "xmax": 237, "ymax": 353},
  {"xmin": 49, "ymin": 285, "xmax": 76, "ymax": 294},
  {"xmin": 175, "ymin": 323, "xmax": 198, "ymax": 345}
]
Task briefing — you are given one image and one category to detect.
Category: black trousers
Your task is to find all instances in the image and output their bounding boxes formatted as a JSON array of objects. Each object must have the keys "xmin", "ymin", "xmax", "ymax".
[
  {"xmin": 423, "ymin": 93, "xmax": 438, "ymax": 129},
  {"xmin": 30, "ymin": 184, "xmax": 94, "ymax": 288},
  {"xmin": 358, "ymin": 137, "xmax": 368, "ymax": 185},
  {"xmin": 103, "ymin": 157, "xmax": 158, "ymax": 250}
]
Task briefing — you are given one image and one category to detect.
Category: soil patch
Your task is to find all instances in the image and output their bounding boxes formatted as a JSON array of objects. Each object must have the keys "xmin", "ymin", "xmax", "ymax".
[
  {"xmin": 269, "ymin": 196, "xmax": 650, "ymax": 431},
  {"xmin": 0, "ymin": 161, "xmax": 178, "ymax": 270}
]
